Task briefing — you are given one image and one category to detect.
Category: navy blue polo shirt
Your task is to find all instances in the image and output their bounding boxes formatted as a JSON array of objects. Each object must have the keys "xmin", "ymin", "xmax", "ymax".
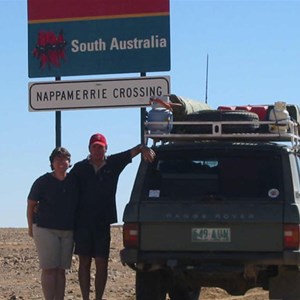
[
  {"xmin": 70, "ymin": 150, "xmax": 132, "ymax": 227},
  {"xmin": 28, "ymin": 173, "xmax": 78, "ymax": 230}
]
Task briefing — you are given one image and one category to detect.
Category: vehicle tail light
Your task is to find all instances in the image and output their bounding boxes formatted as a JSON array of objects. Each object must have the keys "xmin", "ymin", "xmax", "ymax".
[
  {"xmin": 284, "ymin": 224, "xmax": 300, "ymax": 249},
  {"xmin": 123, "ymin": 223, "xmax": 139, "ymax": 248}
]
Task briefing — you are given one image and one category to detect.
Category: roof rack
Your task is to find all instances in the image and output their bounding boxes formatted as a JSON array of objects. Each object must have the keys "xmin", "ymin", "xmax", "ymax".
[{"xmin": 144, "ymin": 119, "xmax": 300, "ymax": 151}]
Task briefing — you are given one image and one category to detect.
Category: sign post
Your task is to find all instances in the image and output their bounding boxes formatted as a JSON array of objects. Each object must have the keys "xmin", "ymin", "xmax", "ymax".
[{"xmin": 55, "ymin": 76, "xmax": 61, "ymax": 147}]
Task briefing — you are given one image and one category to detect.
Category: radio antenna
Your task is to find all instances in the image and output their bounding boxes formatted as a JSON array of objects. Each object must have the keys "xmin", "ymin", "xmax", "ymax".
[{"xmin": 205, "ymin": 54, "xmax": 209, "ymax": 104}]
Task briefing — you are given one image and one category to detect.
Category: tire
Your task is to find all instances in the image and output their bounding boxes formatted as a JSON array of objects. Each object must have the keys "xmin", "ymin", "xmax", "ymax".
[
  {"xmin": 168, "ymin": 285, "xmax": 201, "ymax": 300},
  {"xmin": 173, "ymin": 110, "xmax": 259, "ymax": 134},
  {"xmin": 167, "ymin": 272, "xmax": 201, "ymax": 300},
  {"xmin": 136, "ymin": 270, "xmax": 167, "ymax": 300},
  {"xmin": 269, "ymin": 266, "xmax": 300, "ymax": 300}
]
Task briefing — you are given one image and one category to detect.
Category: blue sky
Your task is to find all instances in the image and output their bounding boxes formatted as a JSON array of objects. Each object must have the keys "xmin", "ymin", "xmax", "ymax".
[{"xmin": 1, "ymin": 0, "xmax": 299, "ymax": 227}]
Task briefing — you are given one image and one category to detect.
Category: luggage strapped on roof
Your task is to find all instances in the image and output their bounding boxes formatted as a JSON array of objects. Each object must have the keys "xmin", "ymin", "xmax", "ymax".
[{"xmin": 144, "ymin": 117, "xmax": 300, "ymax": 151}]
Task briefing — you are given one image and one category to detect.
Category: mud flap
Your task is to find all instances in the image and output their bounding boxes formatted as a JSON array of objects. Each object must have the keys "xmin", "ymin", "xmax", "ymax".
[{"xmin": 269, "ymin": 266, "xmax": 300, "ymax": 300}]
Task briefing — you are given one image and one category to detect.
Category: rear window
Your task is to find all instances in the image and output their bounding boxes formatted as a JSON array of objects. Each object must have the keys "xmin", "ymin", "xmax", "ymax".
[{"xmin": 144, "ymin": 151, "xmax": 283, "ymax": 201}]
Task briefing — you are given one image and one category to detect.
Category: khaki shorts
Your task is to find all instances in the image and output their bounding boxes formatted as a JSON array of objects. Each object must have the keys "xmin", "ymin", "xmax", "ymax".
[{"xmin": 33, "ymin": 224, "xmax": 74, "ymax": 269}]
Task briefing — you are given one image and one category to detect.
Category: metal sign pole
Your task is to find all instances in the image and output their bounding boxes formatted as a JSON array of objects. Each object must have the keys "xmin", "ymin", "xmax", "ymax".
[
  {"xmin": 140, "ymin": 72, "xmax": 146, "ymax": 145},
  {"xmin": 55, "ymin": 77, "xmax": 61, "ymax": 147}
]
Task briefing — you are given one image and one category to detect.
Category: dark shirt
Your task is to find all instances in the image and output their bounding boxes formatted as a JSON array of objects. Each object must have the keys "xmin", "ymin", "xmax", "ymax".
[
  {"xmin": 28, "ymin": 173, "xmax": 78, "ymax": 230},
  {"xmin": 70, "ymin": 150, "xmax": 132, "ymax": 227}
]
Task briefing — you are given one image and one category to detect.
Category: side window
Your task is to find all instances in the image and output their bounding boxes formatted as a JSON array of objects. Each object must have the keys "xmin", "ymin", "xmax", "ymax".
[
  {"xmin": 292, "ymin": 155, "xmax": 300, "ymax": 194},
  {"xmin": 297, "ymin": 156, "xmax": 300, "ymax": 176}
]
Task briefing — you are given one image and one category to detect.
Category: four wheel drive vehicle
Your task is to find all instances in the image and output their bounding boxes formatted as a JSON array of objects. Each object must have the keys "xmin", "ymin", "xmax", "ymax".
[{"xmin": 120, "ymin": 105, "xmax": 300, "ymax": 300}]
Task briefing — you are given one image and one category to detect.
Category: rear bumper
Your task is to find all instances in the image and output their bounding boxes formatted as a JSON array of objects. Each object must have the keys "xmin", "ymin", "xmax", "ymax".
[{"xmin": 120, "ymin": 248, "xmax": 300, "ymax": 268}]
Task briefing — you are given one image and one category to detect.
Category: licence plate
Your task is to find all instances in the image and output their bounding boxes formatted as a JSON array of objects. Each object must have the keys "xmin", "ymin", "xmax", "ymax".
[{"xmin": 192, "ymin": 227, "xmax": 231, "ymax": 243}]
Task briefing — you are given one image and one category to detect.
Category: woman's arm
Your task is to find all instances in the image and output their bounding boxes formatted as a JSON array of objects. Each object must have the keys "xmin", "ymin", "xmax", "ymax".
[{"xmin": 27, "ymin": 199, "xmax": 36, "ymax": 237}]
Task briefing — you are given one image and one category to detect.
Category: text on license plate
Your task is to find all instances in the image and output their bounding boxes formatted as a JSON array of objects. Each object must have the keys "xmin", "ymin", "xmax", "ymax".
[{"xmin": 192, "ymin": 227, "xmax": 231, "ymax": 242}]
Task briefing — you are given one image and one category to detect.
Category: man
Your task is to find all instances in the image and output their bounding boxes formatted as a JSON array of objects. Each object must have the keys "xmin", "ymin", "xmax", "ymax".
[{"xmin": 71, "ymin": 133, "xmax": 156, "ymax": 300}]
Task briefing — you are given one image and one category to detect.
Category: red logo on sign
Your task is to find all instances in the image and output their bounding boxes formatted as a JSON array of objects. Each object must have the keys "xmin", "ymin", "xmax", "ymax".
[{"xmin": 33, "ymin": 30, "xmax": 67, "ymax": 70}]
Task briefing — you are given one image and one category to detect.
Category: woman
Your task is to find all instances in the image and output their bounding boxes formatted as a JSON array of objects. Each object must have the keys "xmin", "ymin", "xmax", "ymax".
[{"xmin": 27, "ymin": 147, "xmax": 78, "ymax": 300}]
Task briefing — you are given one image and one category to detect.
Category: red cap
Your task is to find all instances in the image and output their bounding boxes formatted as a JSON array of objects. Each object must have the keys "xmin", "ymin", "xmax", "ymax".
[{"xmin": 89, "ymin": 133, "xmax": 107, "ymax": 147}]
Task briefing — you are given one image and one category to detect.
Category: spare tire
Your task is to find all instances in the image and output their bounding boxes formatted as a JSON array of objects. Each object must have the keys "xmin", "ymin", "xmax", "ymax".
[{"xmin": 173, "ymin": 110, "xmax": 260, "ymax": 134}]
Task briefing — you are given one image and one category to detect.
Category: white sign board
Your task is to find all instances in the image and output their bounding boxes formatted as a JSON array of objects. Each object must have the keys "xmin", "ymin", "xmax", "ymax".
[{"xmin": 29, "ymin": 76, "xmax": 170, "ymax": 111}]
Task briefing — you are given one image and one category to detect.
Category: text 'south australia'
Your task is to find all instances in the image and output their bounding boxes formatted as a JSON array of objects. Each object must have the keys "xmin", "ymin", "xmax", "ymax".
[{"xmin": 71, "ymin": 35, "xmax": 167, "ymax": 52}]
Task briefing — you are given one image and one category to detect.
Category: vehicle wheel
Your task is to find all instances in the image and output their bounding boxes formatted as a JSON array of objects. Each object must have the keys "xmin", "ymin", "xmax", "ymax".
[
  {"xmin": 167, "ymin": 273, "xmax": 201, "ymax": 300},
  {"xmin": 269, "ymin": 266, "xmax": 300, "ymax": 300},
  {"xmin": 135, "ymin": 270, "xmax": 167, "ymax": 300},
  {"xmin": 168, "ymin": 285, "xmax": 201, "ymax": 300},
  {"xmin": 174, "ymin": 110, "xmax": 259, "ymax": 134}
]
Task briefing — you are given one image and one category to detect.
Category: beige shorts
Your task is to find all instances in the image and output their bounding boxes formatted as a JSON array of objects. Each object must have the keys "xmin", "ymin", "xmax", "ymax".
[{"xmin": 33, "ymin": 224, "xmax": 74, "ymax": 269}]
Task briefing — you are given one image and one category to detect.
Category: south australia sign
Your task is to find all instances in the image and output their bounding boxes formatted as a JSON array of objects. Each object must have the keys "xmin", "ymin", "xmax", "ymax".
[{"xmin": 27, "ymin": 0, "xmax": 170, "ymax": 78}]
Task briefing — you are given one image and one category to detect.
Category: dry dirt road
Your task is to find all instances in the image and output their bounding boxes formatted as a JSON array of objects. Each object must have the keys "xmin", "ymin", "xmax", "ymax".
[{"xmin": 0, "ymin": 227, "xmax": 269, "ymax": 300}]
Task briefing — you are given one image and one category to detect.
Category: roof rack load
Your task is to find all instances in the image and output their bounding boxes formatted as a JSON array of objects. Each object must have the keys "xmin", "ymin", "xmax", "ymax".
[
  {"xmin": 145, "ymin": 119, "xmax": 299, "ymax": 146},
  {"xmin": 144, "ymin": 99, "xmax": 300, "ymax": 151}
]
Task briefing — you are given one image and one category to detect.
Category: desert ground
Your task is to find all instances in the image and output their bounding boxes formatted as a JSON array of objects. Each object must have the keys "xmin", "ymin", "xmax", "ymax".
[{"xmin": 0, "ymin": 227, "xmax": 269, "ymax": 300}]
